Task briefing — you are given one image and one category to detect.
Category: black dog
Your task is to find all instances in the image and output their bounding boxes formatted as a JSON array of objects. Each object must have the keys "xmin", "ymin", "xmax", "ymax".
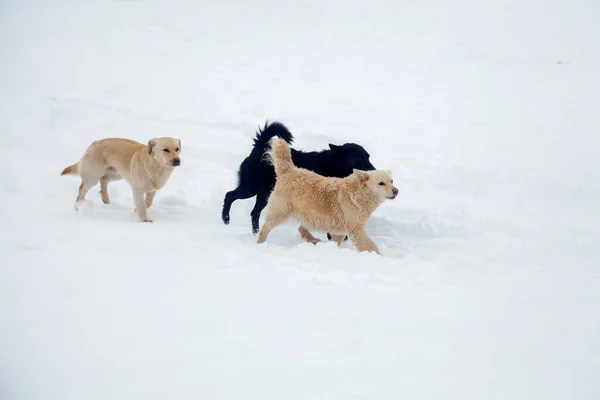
[{"xmin": 222, "ymin": 121, "xmax": 376, "ymax": 238}]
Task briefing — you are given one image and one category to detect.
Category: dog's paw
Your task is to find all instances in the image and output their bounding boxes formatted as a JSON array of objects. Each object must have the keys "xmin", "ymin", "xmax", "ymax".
[
  {"xmin": 142, "ymin": 219, "xmax": 153, "ymax": 223},
  {"xmin": 327, "ymin": 233, "xmax": 349, "ymax": 243},
  {"xmin": 222, "ymin": 214, "xmax": 230, "ymax": 225},
  {"xmin": 327, "ymin": 233, "xmax": 348, "ymax": 241},
  {"xmin": 74, "ymin": 199, "xmax": 94, "ymax": 213}
]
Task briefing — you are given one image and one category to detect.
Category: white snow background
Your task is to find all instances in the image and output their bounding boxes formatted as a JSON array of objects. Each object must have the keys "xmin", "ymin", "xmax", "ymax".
[{"xmin": 1, "ymin": 0, "xmax": 599, "ymax": 399}]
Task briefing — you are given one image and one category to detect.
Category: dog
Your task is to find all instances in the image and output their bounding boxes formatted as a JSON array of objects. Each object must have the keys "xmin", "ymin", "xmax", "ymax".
[
  {"xmin": 257, "ymin": 138, "xmax": 398, "ymax": 255},
  {"xmin": 221, "ymin": 121, "xmax": 376, "ymax": 237},
  {"xmin": 60, "ymin": 137, "xmax": 181, "ymax": 222}
]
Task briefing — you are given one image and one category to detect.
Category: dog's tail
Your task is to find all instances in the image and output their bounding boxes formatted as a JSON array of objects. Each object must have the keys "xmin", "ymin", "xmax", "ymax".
[
  {"xmin": 60, "ymin": 162, "xmax": 79, "ymax": 176},
  {"xmin": 269, "ymin": 138, "xmax": 294, "ymax": 176},
  {"xmin": 253, "ymin": 121, "xmax": 294, "ymax": 148}
]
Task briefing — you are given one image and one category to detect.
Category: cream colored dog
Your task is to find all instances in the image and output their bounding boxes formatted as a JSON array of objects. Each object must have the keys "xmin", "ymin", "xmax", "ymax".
[
  {"xmin": 257, "ymin": 138, "xmax": 398, "ymax": 255},
  {"xmin": 61, "ymin": 137, "xmax": 181, "ymax": 222}
]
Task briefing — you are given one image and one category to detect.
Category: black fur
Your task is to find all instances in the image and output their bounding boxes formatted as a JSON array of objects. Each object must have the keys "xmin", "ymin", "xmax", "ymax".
[{"xmin": 222, "ymin": 121, "xmax": 376, "ymax": 238}]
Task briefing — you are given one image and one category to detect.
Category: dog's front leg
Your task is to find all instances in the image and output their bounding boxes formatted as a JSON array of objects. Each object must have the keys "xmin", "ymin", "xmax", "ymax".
[
  {"xmin": 145, "ymin": 191, "xmax": 156, "ymax": 208},
  {"xmin": 350, "ymin": 228, "xmax": 380, "ymax": 255},
  {"xmin": 133, "ymin": 189, "xmax": 152, "ymax": 222}
]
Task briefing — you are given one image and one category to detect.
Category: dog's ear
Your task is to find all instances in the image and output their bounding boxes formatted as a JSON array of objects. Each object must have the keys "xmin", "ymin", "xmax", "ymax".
[
  {"xmin": 353, "ymin": 169, "xmax": 370, "ymax": 183},
  {"xmin": 329, "ymin": 144, "xmax": 341, "ymax": 151},
  {"xmin": 148, "ymin": 138, "xmax": 158, "ymax": 154}
]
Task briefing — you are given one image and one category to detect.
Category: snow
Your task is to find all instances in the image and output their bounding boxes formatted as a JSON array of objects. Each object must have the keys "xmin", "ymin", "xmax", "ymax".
[{"xmin": 1, "ymin": 0, "xmax": 600, "ymax": 398}]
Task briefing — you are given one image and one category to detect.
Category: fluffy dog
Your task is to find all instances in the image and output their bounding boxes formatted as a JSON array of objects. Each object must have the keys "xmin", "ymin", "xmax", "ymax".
[
  {"xmin": 61, "ymin": 137, "xmax": 181, "ymax": 222},
  {"xmin": 257, "ymin": 138, "xmax": 398, "ymax": 255},
  {"xmin": 222, "ymin": 121, "xmax": 376, "ymax": 236}
]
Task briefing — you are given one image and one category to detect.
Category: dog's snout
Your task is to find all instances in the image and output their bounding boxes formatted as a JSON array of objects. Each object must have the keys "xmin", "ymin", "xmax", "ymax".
[
  {"xmin": 392, "ymin": 187, "xmax": 398, "ymax": 196},
  {"xmin": 172, "ymin": 157, "xmax": 181, "ymax": 166}
]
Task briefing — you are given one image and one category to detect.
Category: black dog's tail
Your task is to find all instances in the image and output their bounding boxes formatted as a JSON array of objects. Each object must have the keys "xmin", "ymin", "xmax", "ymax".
[{"xmin": 253, "ymin": 121, "xmax": 294, "ymax": 148}]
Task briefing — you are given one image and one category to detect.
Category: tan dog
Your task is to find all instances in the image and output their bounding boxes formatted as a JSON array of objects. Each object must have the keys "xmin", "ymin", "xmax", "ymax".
[
  {"xmin": 257, "ymin": 138, "xmax": 397, "ymax": 255},
  {"xmin": 61, "ymin": 137, "xmax": 181, "ymax": 222}
]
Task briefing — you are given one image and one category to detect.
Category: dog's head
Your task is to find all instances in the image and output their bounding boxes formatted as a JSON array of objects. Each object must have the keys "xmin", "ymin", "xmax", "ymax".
[
  {"xmin": 329, "ymin": 143, "xmax": 375, "ymax": 174},
  {"xmin": 148, "ymin": 137, "xmax": 182, "ymax": 167},
  {"xmin": 353, "ymin": 169, "xmax": 398, "ymax": 201}
]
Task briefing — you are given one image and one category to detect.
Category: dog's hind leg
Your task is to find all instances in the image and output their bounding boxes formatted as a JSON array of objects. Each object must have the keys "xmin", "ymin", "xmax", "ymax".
[
  {"xmin": 257, "ymin": 198, "xmax": 289, "ymax": 244},
  {"xmin": 299, "ymin": 225, "xmax": 321, "ymax": 245},
  {"xmin": 75, "ymin": 166, "xmax": 103, "ymax": 207},
  {"xmin": 222, "ymin": 186, "xmax": 257, "ymax": 225},
  {"xmin": 99, "ymin": 168, "xmax": 122, "ymax": 205},
  {"xmin": 250, "ymin": 187, "xmax": 271, "ymax": 235},
  {"xmin": 99, "ymin": 178, "xmax": 111, "ymax": 204}
]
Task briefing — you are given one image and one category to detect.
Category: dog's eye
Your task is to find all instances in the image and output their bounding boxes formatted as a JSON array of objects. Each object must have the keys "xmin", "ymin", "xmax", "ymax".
[
  {"xmin": 391, "ymin": 180, "xmax": 394, "ymax": 184},
  {"xmin": 175, "ymin": 148, "xmax": 179, "ymax": 152},
  {"xmin": 163, "ymin": 148, "xmax": 169, "ymax": 153},
  {"xmin": 378, "ymin": 181, "xmax": 385, "ymax": 186}
]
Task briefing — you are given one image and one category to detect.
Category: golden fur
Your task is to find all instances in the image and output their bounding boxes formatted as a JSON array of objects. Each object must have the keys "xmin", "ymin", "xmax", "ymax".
[
  {"xmin": 257, "ymin": 138, "xmax": 398, "ymax": 255},
  {"xmin": 61, "ymin": 137, "xmax": 181, "ymax": 222}
]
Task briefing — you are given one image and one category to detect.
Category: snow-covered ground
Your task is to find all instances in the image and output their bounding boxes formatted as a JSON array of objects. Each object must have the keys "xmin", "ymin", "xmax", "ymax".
[{"xmin": 1, "ymin": 0, "xmax": 599, "ymax": 398}]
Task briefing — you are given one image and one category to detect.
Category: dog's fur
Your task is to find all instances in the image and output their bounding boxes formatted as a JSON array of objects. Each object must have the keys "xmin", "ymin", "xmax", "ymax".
[
  {"xmin": 222, "ymin": 121, "xmax": 376, "ymax": 236},
  {"xmin": 60, "ymin": 137, "xmax": 181, "ymax": 222},
  {"xmin": 257, "ymin": 138, "xmax": 398, "ymax": 255}
]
